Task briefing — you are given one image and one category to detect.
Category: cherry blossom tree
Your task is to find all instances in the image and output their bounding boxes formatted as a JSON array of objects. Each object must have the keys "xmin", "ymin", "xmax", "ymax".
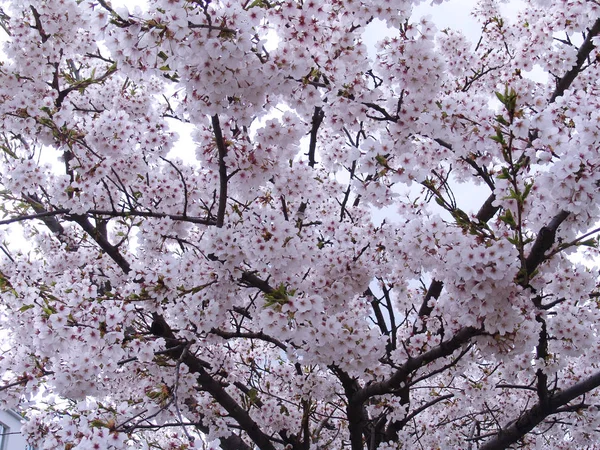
[{"xmin": 0, "ymin": 0, "xmax": 600, "ymax": 448}]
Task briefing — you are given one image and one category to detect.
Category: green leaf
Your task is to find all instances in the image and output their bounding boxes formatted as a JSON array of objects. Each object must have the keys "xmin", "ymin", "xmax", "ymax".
[
  {"xmin": 495, "ymin": 115, "xmax": 509, "ymax": 126},
  {"xmin": 490, "ymin": 131, "xmax": 505, "ymax": 145},
  {"xmin": 90, "ymin": 419, "xmax": 107, "ymax": 428},
  {"xmin": 42, "ymin": 305, "xmax": 56, "ymax": 316},
  {"xmin": 497, "ymin": 167, "xmax": 511, "ymax": 180},
  {"xmin": 263, "ymin": 283, "xmax": 292, "ymax": 308},
  {"xmin": 522, "ymin": 182, "xmax": 533, "ymax": 201},
  {"xmin": 507, "ymin": 234, "xmax": 520, "ymax": 246},
  {"xmin": 499, "ymin": 209, "xmax": 517, "ymax": 229},
  {"xmin": 578, "ymin": 238, "xmax": 598, "ymax": 248},
  {"xmin": 452, "ymin": 208, "xmax": 470, "ymax": 225},
  {"xmin": 247, "ymin": 388, "xmax": 260, "ymax": 405}
]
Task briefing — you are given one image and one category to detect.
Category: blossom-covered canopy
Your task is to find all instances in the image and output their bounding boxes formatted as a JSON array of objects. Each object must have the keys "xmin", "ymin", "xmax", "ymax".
[{"xmin": 1, "ymin": 0, "xmax": 600, "ymax": 449}]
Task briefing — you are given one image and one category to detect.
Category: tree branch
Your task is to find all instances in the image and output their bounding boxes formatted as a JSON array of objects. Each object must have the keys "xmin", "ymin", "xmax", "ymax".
[
  {"xmin": 210, "ymin": 328, "xmax": 288, "ymax": 352},
  {"xmin": 549, "ymin": 18, "xmax": 600, "ymax": 103},
  {"xmin": 150, "ymin": 314, "xmax": 277, "ymax": 450},
  {"xmin": 0, "ymin": 208, "xmax": 216, "ymax": 226},
  {"xmin": 471, "ymin": 22, "xmax": 600, "ymax": 225},
  {"xmin": 307, "ymin": 106, "xmax": 324, "ymax": 168},
  {"xmin": 365, "ymin": 287, "xmax": 389, "ymax": 336},
  {"xmin": 414, "ymin": 279, "xmax": 443, "ymax": 333},
  {"xmin": 69, "ymin": 214, "xmax": 132, "ymax": 274},
  {"xmin": 479, "ymin": 370, "xmax": 600, "ymax": 450},
  {"xmin": 212, "ymin": 114, "xmax": 228, "ymax": 228},
  {"xmin": 29, "ymin": 6, "xmax": 49, "ymax": 43},
  {"xmin": 329, "ymin": 365, "xmax": 365, "ymax": 450},
  {"xmin": 239, "ymin": 272, "xmax": 274, "ymax": 294},
  {"xmin": 357, "ymin": 326, "xmax": 482, "ymax": 403},
  {"xmin": 524, "ymin": 210, "xmax": 570, "ymax": 278}
]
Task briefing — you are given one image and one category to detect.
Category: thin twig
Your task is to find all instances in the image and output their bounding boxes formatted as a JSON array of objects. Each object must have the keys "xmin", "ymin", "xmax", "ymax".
[
  {"xmin": 160, "ymin": 157, "xmax": 189, "ymax": 217},
  {"xmin": 0, "ymin": 208, "xmax": 216, "ymax": 226}
]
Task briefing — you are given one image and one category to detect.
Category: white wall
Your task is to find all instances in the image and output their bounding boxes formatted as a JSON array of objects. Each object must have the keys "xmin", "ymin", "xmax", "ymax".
[{"xmin": 0, "ymin": 410, "xmax": 31, "ymax": 450}]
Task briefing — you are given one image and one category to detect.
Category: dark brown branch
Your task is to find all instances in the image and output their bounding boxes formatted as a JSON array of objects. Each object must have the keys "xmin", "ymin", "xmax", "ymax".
[
  {"xmin": 219, "ymin": 434, "xmax": 253, "ymax": 450},
  {"xmin": 18, "ymin": 196, "xmax": 65, "ymax": 235},
  {"xmin": 239, "ymin": 272, "xmax": 274, "ymax": 294},
  {"xmin": 340, "ymin": 160, "xmax": 357, "ymax": 221},
  {"xmin": 461, "ymin": 156, "xmax": 495, "ymax": 191},
  {"xmin": 210, "ymin": 328, "xmax": 288, "ymax": 351},
  {"xmin": 524, "ymin": 210, "xmax": 570, "ymax": 278},
  {"xmin": 329, "ymin": 365, "xmax": 365, "ymax": 450},
  {"xmin": 415, "ymin": 279, "xmax": 443, "ymax": 328},
  {"xmin": 69, "ymin": 214, "xmax": 132, "ymax": 274},
  {"xmin": 356, "ymin": 326, "xmax": 482, "ymax": 403},
  {"xmin": 362, "ymin": 102, "xmax": 397, "ymax": 122},
  {"xmin": 29, "ymin": 6, "xmax": 49, "ymax": 42},
  {"xmin": 475, "ymin": 194, "xmax": 498, "ymax": 223},
  {"xmin": 0, "ymin": 208, "xmax": 216, "ymax": 226},
  {"xmin": 479, "ymin": 370, "xmax": 600, "ymax": 450},
  {"xmin": 307, "ymin": 107, "xmax": 324, "ymax": 168},
  {"xmin": 534, "ymin": 318, "xmax": 549, "ymax": 405},
  {"xmin": 233, "ymin": 381, "xmax": 264, "ymax": 408},
  {"xmin": 365, "ymin": 287, "xmax": 389, "ymax": 336},
  {"xmin": 188, "ymin": 21, "xmax": 237, "ymax": 34},
  {"xmin": 20, "ymin": 194, "xmax": 80, "ymax": 251},
  {"xmin": 495, "ymin": 383, "xmax": 536, "ymax": 391},
  {"xmin": 150, "ymin": 314, "xmax": 277, "ymax": 450},
  {"xmin": 381, "ymin": 281, "xmax": 397, "ymax": 350},
  {"xmin": 212, "ymin": 114, "xmax": 228, "ymax": 228},
  {"xmin": 280, "ymin": 195, "xmax": 289, "ymax": 221},
  {"xmin": 549, "ymin": 18, "xmax": 600, "ymax": 103}
]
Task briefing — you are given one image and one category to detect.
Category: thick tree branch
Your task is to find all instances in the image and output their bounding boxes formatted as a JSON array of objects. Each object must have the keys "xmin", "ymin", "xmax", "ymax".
[
  {"xmin": 414, "ymin": 279, "xmax": 443, "ymax": 333},
  {"xmin": 475, "ymin": 194, "xmax": 498, "ymax": 223},
  {"xmin": 329, "ymin": 365, "xmax": 365, "ymax": 450},
  {"xmin": 307, "ymin": 106, "xmax": 324, "ymax": 168},
  {"xmin": 150, "ymin": 314, "xmax": 277, "ymax": 450},
  {"xmin": 239, "ymin": 272, "xmax": 275, "ymax": 294},
  {"xmin": 365, "ymin": 287, "xmax": 389, "ymax": 336},
  {"xmin": 20, "ymin": 194, "xmax": 66, "ymax": 235},
  {"xmin": 524, "ymin": 210, "xmax": 570, "ymax": 278},
  {"xmin": 356, "ymin": 326, "xmax": 482, "ymax": 403},
  {"xmin": 68, "ymin": 214, "xmax": 131, "ymax": 274},
  {"xmin": 212, "ymin": 114, "xmax": 228, "ymax": 228},
  {"xmin": 22, "ymin": 194, "xmax": 264, "ymax": 449},
  {"xmin": 479, "ymin": 371, "xmax": 600, "ymax": 450},
  {"xmin": 29, "ymin": 6, "xmax": 49, "ymax": 42},
  {"xmin": 549, "ymin": 18, "xmax": 600, "ymax": 103},
  {"xmin": 472, "ymin": 22, "xmax": 600, "ymax": 225}
]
